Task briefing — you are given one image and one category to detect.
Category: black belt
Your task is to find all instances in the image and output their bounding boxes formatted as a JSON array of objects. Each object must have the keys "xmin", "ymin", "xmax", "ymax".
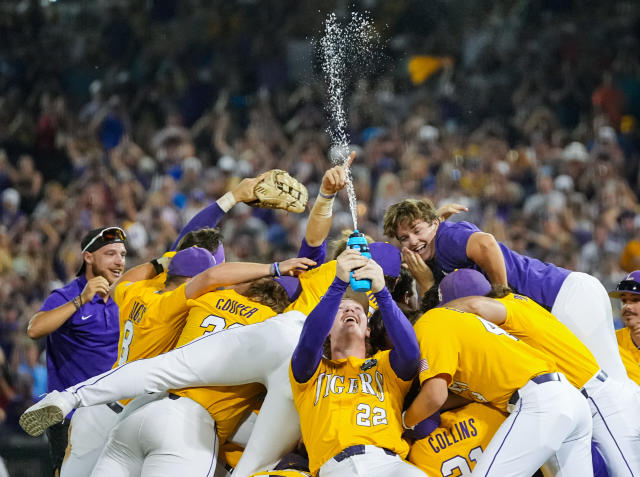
[
  {"xmin": 106, "ymin": 402, "xmax": 124, "ymax": 414},
  {"xmin": 580, "ymin": 370, "xmax": 608, "ymax": 398},
  {"xmin": 333, "ymin": 445, "xmax": 395, "ymax": 462},
  {"xmin": 508, "ymin": 372, "xmax": 562, "ymax": 408},
  {"xmin": 168, "ymin": 393, "xmax": 181, "ymax": 400}
]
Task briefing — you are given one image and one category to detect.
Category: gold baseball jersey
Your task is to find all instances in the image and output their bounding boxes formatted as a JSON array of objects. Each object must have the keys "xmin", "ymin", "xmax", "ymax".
[
  {"xmin": 289, "ymin": 350, "xmax": 412, "ymax": 475},
  {"xmin": 286, "ymin": 260, "xmax": 378, "ymax": 316},
  {"xmin": 616, "ymin": 328, "xmax": 640, "ymax": 385},
  {"xmin": 414, "ymin": 308, "xmax": 557, "ymax": 412},
  {"xmin": 113, "ymin": 279, "xmax": 189, "ymax": 368},
  {"xmin": 409, "ymin": 403, "xmax": 506, "ymax": 477},
  {"xmin": 497, "ymin": 293, "xmax": 599, "ymax": 388},
  {"xmin": 171, "ymin": 288, "xmax": 276, "ymax": 443}
]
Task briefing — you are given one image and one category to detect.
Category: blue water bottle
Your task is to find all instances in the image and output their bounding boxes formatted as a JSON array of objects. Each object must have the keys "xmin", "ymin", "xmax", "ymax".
[{"xmin": 347, "ymin": 230, "xmax": 371, "ymax": 292}]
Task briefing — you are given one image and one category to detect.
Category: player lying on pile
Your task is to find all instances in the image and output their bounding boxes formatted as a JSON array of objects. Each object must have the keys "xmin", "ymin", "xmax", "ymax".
[
  {"xmin": 432, "ymin": 269, "xmax": 638, "ymax": 477},
  {"xmin": 289, "ymin": 249, "xmax": 426, "ymax": 477}
]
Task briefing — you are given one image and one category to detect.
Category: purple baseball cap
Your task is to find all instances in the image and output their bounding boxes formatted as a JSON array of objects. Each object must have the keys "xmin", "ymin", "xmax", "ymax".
[
  {"xmin": 609, "ymin": 271, "xmax": 640, "ymax": 298},
  {"xmin": 212, "ymin": 243, "xmax": 225, "ymax": 265},
  {"xmin": 438, "ymin": 268, "xmax": 492, "ymax": 305},
  {"xmin": 370, "ymin": 242, "xmax": 401, "ymax": 278},
  {"xmin": 168, "ymin": 246, "xmax": 217, "ymax": 277},
  {"xmin": 274, "ymin": 276, "xmax": 301, "ymax": 301}
]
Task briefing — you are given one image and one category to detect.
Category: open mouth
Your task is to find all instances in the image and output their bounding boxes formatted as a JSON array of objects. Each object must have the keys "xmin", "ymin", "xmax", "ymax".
[
  {"xmin": 111, "ymin": 270, "xmax": 123, "ymax": 278},
  {"xmin": 343, "ymin": 315, "xmax": 359, "ymax": 325}
]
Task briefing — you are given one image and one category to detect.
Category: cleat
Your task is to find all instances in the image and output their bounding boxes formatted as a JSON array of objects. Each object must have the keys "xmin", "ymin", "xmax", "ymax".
[{"xmin": 19, "ymin": 390, "xmax": 75, "ymax": 437}]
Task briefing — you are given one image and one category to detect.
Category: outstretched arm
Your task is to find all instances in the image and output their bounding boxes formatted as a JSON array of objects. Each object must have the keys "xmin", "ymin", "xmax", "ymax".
[
  {"xmin": 445, "ymin": 296, "xmax": 507, "ymax": 325},
  {"xmin": 353, "ymin": 260, "xmax": 420, "ymax": 380},
  {"xmin": 466, "ymin": 232, "xmax": 508, "ymax": 288}
]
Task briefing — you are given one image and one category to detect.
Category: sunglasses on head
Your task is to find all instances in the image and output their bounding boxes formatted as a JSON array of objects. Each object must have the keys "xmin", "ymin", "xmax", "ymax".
[
  {"xmin": 615, "ymin": 279, "xmax": 640, "ymax": 293},
  {"xmin": 82, "ymin": 227, "xmax": 126, "ymax": 253}
]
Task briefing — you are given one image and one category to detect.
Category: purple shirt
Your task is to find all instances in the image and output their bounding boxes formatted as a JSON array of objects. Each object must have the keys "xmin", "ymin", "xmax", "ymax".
[
  {"xmin": 40, "ymin": 276, "xmax": 120, "ymax": 392},
  {"xmin": 434, "ymin": 221, "xmax": 570, "ymax": 307}
]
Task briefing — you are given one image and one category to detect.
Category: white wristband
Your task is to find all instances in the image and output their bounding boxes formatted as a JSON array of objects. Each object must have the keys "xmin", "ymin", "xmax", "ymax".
[
  {"xmin": 217, "ymin": 192, "xmax": 237, "ymax": 212},
  {"xmin": 402, "ymin": 411, "xmax": 415, "ymax": 431},
  {"xmin": 311, "ymin": 192, "xmax": 335, "ymax": 218}
]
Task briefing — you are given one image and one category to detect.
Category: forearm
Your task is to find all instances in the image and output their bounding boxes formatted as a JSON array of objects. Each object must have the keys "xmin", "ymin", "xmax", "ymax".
[
  {"xmin": 27, "ymin": 305, "xmax": 76, "ymax": 339},
  {"xmin": 186, "ymin": 262, "xmax": 274, "ymax": 299},
  {"xmin": 376, "ymin": 288, "xmax": 420, "ymax": 380},
  {"xmin": 305, "ymin": 192, "xmax": 335, "ymax": 247},
  {"xmin": 291, "ymin": 277, "xmax": 348, "ymax": 382},
  {"xmin": 467, "ymin": 234, "xmax": 508, "ymax": 285},
  {"xmin": 404, "ymin": 377, "xmax": 448, "ymax": 428},
  {"xmin": 171, "ymin": 201, "xmax": 226, "ymax": 251}
]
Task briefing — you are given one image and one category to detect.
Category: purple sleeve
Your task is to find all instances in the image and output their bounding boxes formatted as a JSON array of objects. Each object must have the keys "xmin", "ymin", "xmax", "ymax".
[
  {"xmin": 297, "ymin": 238, "xmax": 326, "ymax": 268},
  {"xmin": 171, "ymin": 202, "xmax": 226, "ymax": 251},
  {"xmin": 403, "ymin": 411, "xmax": 441, "ymax": 440},
  {"xmin": 434, "ymin": 221, "xmax": 481, "ymax": 272},
  {"xmin": 39, "ymin": 291, "xmax": 70, "ymax": 312},
  {"xmin": 291, "ymin": 277, "xmax": 348, "ymax": 383},
  {"xmin": 374, "ymin": 288, "xmax": 420, "ymax": 380}
]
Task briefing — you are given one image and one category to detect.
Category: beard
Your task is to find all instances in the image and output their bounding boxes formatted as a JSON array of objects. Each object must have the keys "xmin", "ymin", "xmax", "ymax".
[{"xmin": 91, "ymin": 262, "xmax": 115, "ymax": 285}]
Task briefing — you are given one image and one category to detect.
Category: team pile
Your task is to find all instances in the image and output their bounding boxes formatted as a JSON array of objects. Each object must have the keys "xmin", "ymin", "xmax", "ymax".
[{"xmin": 18, "ymin": 160, "xmax": 640, "ymax": 477}]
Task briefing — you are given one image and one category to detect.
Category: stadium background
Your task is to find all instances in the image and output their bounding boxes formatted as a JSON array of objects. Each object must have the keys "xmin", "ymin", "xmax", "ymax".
[{"xmin": 1, "ymin": 0, "xmax": 639, "ymax": 475}]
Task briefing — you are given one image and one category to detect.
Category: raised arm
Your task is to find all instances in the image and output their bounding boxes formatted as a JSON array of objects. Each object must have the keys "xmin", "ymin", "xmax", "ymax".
[
  {"xmin": 291, "ymin": 249, "xmax": 368, "ymax": 383},
  {"xmin": 353, "ymin": 260, "xmax": 420, "ymax": 380}
]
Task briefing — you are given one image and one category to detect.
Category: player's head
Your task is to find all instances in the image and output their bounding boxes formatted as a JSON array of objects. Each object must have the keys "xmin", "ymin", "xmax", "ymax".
[
  {"xmin": 391, "ymin": 267, "xmax": 416, "ymax": 306},
  {"xmin": 78, "ymin": 227, "xmax": 127, "ymax": 284},
  {"xmin": 243, "ymin": 277, "xmax": 291, "ymax": 313},
  {"xmin": 165, "ymin": 246, "xmax": 217, "ymax": 287},
  {"xmin": 383, "ymin": 199, "xmax": 441, "ymax": 262},
  {"xmin": 609, "ymin": 271, "xmax": 640, "ymax": 329},
  {"xmin": 176, "ymin": 227, "xmax": 225, "ymax": 264},
  {"xmin": 369, "ymin": 303, "xmax": 422, "ymax": 354},
  {"xmin": 325, "ymin": 291, "xmax": 371, "ymax": 358},
  {"xmin": 438, "ymin": 268, "xmax": 492, "ymax": 305}
]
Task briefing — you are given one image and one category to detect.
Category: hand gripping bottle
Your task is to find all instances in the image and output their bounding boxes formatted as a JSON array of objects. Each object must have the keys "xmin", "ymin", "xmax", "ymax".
[{"xmin": 347, "ymin": 230, "xmax": 371, "ymax": 292}]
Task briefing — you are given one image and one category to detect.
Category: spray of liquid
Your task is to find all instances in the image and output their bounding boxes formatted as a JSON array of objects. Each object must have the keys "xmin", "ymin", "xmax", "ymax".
[{"xmin": 320, "ymin": 11, "xmax": 381, "ymax": 230}]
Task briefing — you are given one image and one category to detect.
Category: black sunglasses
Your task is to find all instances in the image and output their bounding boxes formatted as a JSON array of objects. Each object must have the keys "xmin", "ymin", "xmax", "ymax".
[{"xmin": 615, "ymin": 279, "xmax": 640, "ymax": 293}]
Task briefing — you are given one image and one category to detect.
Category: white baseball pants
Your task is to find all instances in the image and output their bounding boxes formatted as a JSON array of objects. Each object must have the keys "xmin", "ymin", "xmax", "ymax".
[
  {"xmin": 471, "ymin": 377, "xmax": 593, "ymax": 477},
  {"xmin": 552, "ymin": 272, "xmax": 628, "ymax": 383},
  {"xmin": 318, "ymin": 446, "xmax": 426, "ymax": 477},
  {"xmin": 67, "ymin": 311, "xmax": 307, "ymax": 477}
]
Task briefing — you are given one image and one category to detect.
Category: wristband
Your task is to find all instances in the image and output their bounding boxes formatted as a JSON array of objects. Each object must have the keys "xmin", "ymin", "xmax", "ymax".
[
  {"xmin": 402, "ymin": 411, "xmax": 415, "ymax": 431},
  {"xmin": 318, "ymin": 190, "xmax": 336, "ymax": 199},
  {"xmin": 217, "ymin": 191, "xmax": 237, "ymax": 213},
  {"xmin": 72, "ymin": 296, "xmax": 81, "ymax": 311},
  {"xmin": 150, "ymin": 259, "xmax": 164, "ymax": 275},
  {"xmin": 270, "ymin": 262, "xmax": 282, "ymax": 277}
]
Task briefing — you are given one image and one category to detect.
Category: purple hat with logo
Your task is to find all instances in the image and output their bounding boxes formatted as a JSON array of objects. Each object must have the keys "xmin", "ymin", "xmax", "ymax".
[
  {"xmin": 438, "ymin": 268, "xmax": 492, "ymax": 305},
  {"xmin": 168, "ymin": 246, "xmax": 216, "ymax": 277},
  {"xmin": 370, "ymin": 242, "xmax": 401, "ymax": 278},
  {"xmin": 609, "ymin": 271, "xmax": 640, "ymax": 298}
]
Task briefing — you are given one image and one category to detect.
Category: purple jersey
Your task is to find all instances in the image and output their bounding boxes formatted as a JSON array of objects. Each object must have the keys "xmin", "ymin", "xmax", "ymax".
[
  {"xmin": 40, "ymin": 276, "xmax": 120, "ymax": 392},
  {"xmin": 434, "ymin": 221, "xmax": 570, "ymax": 307}
]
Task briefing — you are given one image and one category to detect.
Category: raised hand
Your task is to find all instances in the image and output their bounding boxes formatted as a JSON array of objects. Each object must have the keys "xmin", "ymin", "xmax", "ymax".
[
  {"xmin": 277, "ymin": 257, "xmax": 317, "ymax": 276},
  {"xmin": 352, "ymin": 259, "xmax": 385, "ymax": 293},
  {"xmin": 335, "ymin": 248, "xmax": 370, "ymax": 283},
  {"xmin": 437, "ymin": 203, "xmax": 468, "ymax": 220},
  {"xmin": 320, "ymin": 151, "xmax": 356, "ymax": 196},
  {"xmin": 80, "ymin": 276, "xmax": 110, "ymax": 303},
  {"xmin": 230, "ymin": 172, "xmax": 270, "ymax": 204},
  {"xmin": 402, "ymin": 247, "xmax": 435, "ymax": 292}
]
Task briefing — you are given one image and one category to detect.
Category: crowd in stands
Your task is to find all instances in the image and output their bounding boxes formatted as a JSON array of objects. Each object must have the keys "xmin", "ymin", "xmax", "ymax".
[{"xmin": 1, "ymin": 0, "xmax": 640, "ymax": 441}]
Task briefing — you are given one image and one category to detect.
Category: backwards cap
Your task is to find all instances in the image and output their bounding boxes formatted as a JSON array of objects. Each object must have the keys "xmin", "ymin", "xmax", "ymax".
[
  {"xmin": 438, "ymin": 268, "xmax": 492, "ymax": 305},
  {"xmin": 168, "ymin": 246, "xmax": 216, "ymax": 277}
]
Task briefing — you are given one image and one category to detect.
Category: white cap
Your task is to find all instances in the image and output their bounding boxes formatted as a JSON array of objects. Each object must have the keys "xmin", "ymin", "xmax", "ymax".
[
  {"xmin": 562, "ymin": 142, "xmax": 588, "ymax": 162},
  {"xmin": 418, "ymin": 125, "xmax": 439, "ymax": 142},
  {"xmin": 218, "ymin": 155, "xmax": 236, "ymax": 172}
]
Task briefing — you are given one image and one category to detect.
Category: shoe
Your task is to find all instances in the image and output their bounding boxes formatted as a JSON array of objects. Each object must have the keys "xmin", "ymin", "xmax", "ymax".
[{"xmin": 19, "ymin": 390, "xmax": 76, "ymax": 437}]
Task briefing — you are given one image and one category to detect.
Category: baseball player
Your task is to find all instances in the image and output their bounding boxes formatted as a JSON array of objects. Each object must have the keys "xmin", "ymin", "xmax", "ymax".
[
  {"xmin": 20, "ymin": 242, "xmax": 402, "ymax": 477},
  {"xmin": 383, "ymin": 198, "xmax": 628, "ymax": 383},
  {"xmin": 90, "ymin": 276, "xmax": 295, "ymax": 476},
  {"xmin": 403, "ymin": 305, "xmax": 593, "ymax": 476},
  {"xmin": 26, "ymin": 226, "xmax": 127, "ymax": 476},
  {"xmin": 290, "ymin": 249, "xmax": 425, "ymax": 476},
  {"xmin": 439, "ymin": 268, "xmax": 640, "ymax": 476},
  {"xmin": 609, "ymin": 271, "xmax": 640, "ymax": 386}
]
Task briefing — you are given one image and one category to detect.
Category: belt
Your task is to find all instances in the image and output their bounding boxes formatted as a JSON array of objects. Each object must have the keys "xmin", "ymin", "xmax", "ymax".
[
  {"xmin": 580, "ymin": 370, "xmax": 608, "ymax": 398},
  {"xmin": 333, "ymin": 445, "xmax": 395, "ymax": 462},
  {"xmin": 106, "ymin": 402, "xmax": 124, "ymax": 414},
  {"xmin": 508, "ymin": 372, "xmax": 562, "ymax": 409},
  {"xmin": 168, "ymin": 393, "xmax": 181, "ymax": 400}
]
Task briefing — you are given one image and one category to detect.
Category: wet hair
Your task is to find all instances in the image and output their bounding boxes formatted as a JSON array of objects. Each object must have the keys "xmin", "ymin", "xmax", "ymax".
[
  {"xmin": 176, "ymin": 227, "xmax": 224, "ymax": 254},
  {"xmin": 382, "ymin": 198, "xmax": 440, "ymax": 239},
  {"xmin": 421, "ymin": 284, "xmax": 442, "ymax": 313},
  {"xmin": 243, "ymin": 277, "xmax": 291, "ymax": 314},
  {"xmin": 328, "ymin": 229, "xmax": 375, "ymax": 260},
  {"xmin": 369, "ymin": 303, "xmax": 423, "ymax": 354},
  {"xmin": 391, "ymin": 268, "xmax": 415, "ymax": 304}
]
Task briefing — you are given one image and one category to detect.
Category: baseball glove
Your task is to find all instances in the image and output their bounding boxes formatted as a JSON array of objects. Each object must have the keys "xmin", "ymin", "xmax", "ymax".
[{"xmin": 249, "ymin": 169, "xmax": 308, "ymax": 213}]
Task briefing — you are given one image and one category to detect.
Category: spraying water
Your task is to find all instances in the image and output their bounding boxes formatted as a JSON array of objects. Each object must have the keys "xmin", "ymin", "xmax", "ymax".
[{"xmin": 320, "ymin": 11, "xmax": 381, "ymax": 230}]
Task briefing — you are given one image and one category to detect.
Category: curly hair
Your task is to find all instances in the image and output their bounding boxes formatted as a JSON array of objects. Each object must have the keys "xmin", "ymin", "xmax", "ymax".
[{"xmin": 176, "ymin": 227, "xmax": 224, "ymax": 254}]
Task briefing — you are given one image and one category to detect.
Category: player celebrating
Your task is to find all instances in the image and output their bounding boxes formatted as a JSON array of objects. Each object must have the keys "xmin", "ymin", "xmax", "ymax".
[
  {"xmin": 609, "ymin": 271, "xmax": 640, "ymax": 386},
  {"xmin": 439, "ymin": 268, "xmax": 640, "ymax": 476},
  {"xmin": 290, "ymin": 249, "xmax": 425, "ymax": 477},
  {"xmin": 383, "ymin": 198, "xmax": 628, "ymax": 383},
  {"xmin": 403, "ymin": 302, "xmax": 593, "ymax": 475}
]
